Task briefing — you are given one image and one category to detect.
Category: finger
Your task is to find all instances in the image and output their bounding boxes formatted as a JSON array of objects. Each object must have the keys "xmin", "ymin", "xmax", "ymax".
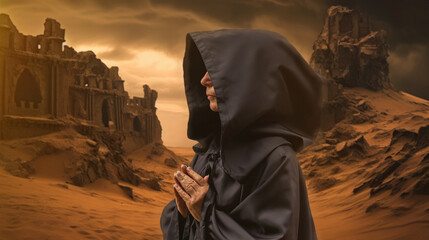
[
  {"xmin": 174, "ymin": 183, "xmax": 191, "ymax": 202},
  {"xmin": 174, "ymin": 186, "xmax": 180, "ymax": 199},
  {"xmin": 204, "ymin": 175, "xmax": 210, "ymax": 183},
  {"xmin": 174, "ymin": 174, "xmax": 182, "ymax": 186},
  {"xmin": 174, "ymin": 173, "xmax": 187, "ymax": 192},
  {"xmin": 175, "ymin": 170, "xmax": 198, "ymax": 187},
  {"xmin": 173, "ymin": 185, "xmax": 180, "ymax": 197},
  {"xmin": 181, "ymin": 164, "xmax": 188, "ymax": 173},
  {"xmin": 175, "ymin": 171, "xmax": 198, "ymax": 195},
  {"xmin": 174, "ymin": 186, "xmax": 185, "ymax": 202},
  {"xmin": 186, "ymin": 166, "xmax": 206, "ymax": 186}
]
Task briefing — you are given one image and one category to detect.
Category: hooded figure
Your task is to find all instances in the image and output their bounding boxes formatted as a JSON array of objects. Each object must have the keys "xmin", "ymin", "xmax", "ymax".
[{"xmin": 160, "ymin": 29, "xmax": 323, "ymax": 240}]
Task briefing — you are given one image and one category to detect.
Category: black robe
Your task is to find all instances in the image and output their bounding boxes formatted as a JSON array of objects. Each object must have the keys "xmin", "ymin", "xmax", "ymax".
[{"xmin": 160, "ymin": 29, "xmax": 323, "ymax": 240}]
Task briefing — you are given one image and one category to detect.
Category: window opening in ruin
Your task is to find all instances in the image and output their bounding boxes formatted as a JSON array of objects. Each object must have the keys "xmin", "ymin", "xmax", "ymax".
[
  {"xmin": 14, "ymin": 68, "xmax": 42, "ymax": 108},
  {"xmin": 133, "ymin": 117, "xmax": 141, "ymax": 132},
  {"xmin": 103, "ymin": 79, "xmax": 108, "ymax": 89},
  {"xmin": 102, "ymin": 99, "xmax": 110, "ymax": 127},
  {"xmin": 84, "ymin": 77, "xmax": 89, "ymax": 87},
  {"xmin": 339, "ymin": 14, "xmax": 353, "ymax": 34},
  {"xmin": 96, "ymin": 78, "xmax": 101, "ymax": 88},
  {"xmin": 37, "ymin": 44, "xmax": 41, "ymax": 50}
]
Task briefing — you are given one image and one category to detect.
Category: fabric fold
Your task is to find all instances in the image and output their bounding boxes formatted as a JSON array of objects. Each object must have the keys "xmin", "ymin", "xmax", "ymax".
[
  {"xmin": 161, "ymin": 28, "xmax": 321, "ymax": 239},
  {"xmin": 197, "ymin": 152, "xmax": 219, "ymax": 239},
  {"xmin": 184, "ymin": 29, "xmax": 323, "ymax": 182},
  {"xmin": 160, "ymin": 199, "xmax": 182, "ymax": 239}
]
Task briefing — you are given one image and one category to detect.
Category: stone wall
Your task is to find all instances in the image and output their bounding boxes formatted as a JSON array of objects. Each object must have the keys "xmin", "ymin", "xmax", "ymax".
[{"xmin": 0, "ymin": 13, "xmax": 162, "ymax": 151}]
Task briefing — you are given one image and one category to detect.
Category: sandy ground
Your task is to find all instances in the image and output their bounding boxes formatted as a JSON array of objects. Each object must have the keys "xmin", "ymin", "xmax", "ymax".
[
  {"xmin": 0, "ymin": 88, "xmax": 428, "ymax": 240},
  {"xmin": 0, "ymin": 167, "xmax": 171, "ymax": 239},
  {"xmin": 302, "ymin": 88, "xmax": 429, "ymax": 240},
  {"xmin": 0, "ymin": 134, "xmax": 185, "ymax": 240}
]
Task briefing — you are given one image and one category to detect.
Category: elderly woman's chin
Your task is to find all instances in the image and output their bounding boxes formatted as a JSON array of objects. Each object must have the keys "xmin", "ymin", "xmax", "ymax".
[{"xmin": 209, "ymin": 100, "xmax": 219, "ymax": 112}]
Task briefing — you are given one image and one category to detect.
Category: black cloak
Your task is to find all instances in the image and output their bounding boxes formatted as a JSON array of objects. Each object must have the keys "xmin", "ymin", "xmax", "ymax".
[{"xmin": 160, "ymin": 29, "xmax": 323, "ymax": 240}]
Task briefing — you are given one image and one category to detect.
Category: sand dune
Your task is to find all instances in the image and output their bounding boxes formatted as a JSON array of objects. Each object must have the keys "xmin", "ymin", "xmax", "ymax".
[
  {"xmin": 0, "ymin": 130, "xmax": 187, "ymax": 240},
  {"xmin": 300, "ymin": 88, "xmax": 429, "ymax": 240},
  {"xmin": 0, "ymin": 88, "xmax": 428, "ymax": 240}
]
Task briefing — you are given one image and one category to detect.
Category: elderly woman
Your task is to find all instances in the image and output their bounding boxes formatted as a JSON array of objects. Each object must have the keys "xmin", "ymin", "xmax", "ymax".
[{"xmin": 160, "ymin": 29, "xmax": 323, "ymax": 240}]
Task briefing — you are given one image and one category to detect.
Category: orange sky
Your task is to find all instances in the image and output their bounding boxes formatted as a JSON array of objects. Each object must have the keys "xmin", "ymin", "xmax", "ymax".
[{"xmin": 2, "ymin": 0, "xmax": 427, "ymax": 147}]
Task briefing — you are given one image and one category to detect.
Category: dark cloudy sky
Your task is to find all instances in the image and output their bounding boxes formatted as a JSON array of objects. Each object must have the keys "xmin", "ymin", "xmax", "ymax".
[{"xmin": 1, "ymin": 0, "xmax": 428, "ymax": 147}]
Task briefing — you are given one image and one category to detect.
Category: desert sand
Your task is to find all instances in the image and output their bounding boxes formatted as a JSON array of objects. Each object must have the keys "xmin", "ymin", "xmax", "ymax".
[{"xmin": 0, "ymin": 88, "xmax": 428, "ymax": 240}]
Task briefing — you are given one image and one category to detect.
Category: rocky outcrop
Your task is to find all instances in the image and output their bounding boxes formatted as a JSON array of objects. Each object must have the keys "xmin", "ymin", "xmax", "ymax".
[
  {"xmin": 301, "ymin": 122, "xmax": 429, "ymax": 198},
  {"xmin": 310, "ymin": 6, "xmax": 398, "ymax": 131},
  {"xmin": 310, "ymin": 6, "xmax": 393, "ymax": 91},
  {"xmin": 0, "ymin": 127, "xmax": 165, "ymax": 191}
]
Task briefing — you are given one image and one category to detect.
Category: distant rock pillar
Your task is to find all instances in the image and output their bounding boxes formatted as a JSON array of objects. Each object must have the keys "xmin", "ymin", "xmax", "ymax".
[
  {"xmin": 143, "ymin": 84, "xmax": 158, "ymax": 111},
  {"xmin": 145, "ymin": 113, "xmax": 153, "ymax": 144},
  {"xmin": 0, "ymin": 23, "xmax": 11, "ymax": 48}
]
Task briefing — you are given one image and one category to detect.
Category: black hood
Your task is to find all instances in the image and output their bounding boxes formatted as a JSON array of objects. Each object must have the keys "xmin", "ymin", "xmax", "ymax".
[{"xmin": 183, "ymin": 29, "xmax": 323, "ymax": 182}]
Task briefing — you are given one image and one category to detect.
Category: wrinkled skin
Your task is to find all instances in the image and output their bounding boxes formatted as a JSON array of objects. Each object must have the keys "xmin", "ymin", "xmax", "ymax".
[{"xmin": 173, "ymin": 164, "xmax": 210, "ymax": 222}]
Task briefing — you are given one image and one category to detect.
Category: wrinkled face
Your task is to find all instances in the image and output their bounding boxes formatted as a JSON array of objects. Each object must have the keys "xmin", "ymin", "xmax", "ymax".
[{"xmin": 200, "ymin": 71, "xmax": 219, "ymax": 112}]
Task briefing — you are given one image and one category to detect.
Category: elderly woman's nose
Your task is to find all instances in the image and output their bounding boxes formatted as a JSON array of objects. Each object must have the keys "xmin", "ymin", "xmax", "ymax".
[{"xmin": 200, "ymin": 72, "xmax": 212, "ymax": 86}]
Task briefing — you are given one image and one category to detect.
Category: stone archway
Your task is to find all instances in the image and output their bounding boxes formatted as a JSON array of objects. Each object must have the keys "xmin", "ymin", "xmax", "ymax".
[
  {"xmin": 15, "ymin": 68, "xmax": 42, "ymax": 108},
  {"xmin": 102, "ymin": 99, "xmax": 110, "ymax": 127},
  {"xmin": 133, "ymin": 116, "xmax": 141, "ymax": 132}
]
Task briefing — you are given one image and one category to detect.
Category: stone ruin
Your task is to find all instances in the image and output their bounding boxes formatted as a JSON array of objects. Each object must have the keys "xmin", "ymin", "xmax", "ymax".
[
  {"xmin": 310, "ymin": 6, "xmax": 396, "ymax": 131},
  {"xmin": 311, "ymin": 6, "xmax": 394, "ymax": 94},
  {"xmin": 0, "ymin": 14, "xmax": 162, "ymax": 152}
]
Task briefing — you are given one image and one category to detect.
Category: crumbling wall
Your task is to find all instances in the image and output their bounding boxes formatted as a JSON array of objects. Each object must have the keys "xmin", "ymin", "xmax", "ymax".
[
  {"xmin": 310, "ymin": 6, "xmax": 393, "ymax": 93},
  {"xmin": 0, "ymin": 13, "xmax": 162, "ymax": 149}
]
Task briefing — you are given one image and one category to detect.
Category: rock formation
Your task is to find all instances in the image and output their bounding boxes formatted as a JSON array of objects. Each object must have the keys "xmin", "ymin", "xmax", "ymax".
[
  {"xmin": 310, "ymin": 5, "xmax": 393, "ymax": 92},
  {"xmin": 311, "ymin": 6, "xmax": 399, "ymax": 131},
  {"xmin": 301, "ymin": 6, "xmax": 429, "ymax": 222},
  {"xmin": 0, "ymin": 14, "xmax": 162, "ymax": 153}
]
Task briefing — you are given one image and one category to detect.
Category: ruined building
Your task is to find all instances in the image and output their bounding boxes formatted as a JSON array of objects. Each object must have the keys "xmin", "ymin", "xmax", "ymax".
[
  {"xmin": 310, "ymin": 5, "xmax": 393, "ymax": 94},
  {"xmin": 310, "ymin": 6, "xmax": 396, "ymax": 131},
  {"xmin": 0, "ymin": 14, "xmax": 162, "ymax": 151}
]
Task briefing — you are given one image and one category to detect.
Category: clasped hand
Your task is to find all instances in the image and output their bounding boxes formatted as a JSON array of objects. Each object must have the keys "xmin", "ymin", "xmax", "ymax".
[{"xmin": 173, "ymin": 164, "xmax": 210, "ymax": 222}]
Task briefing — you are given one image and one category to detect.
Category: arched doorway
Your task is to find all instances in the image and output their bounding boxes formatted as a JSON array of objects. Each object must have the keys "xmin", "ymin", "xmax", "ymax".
[
  {"xmin": 15, "ymin": 68, "xmax": 42, "ymax": 108},
  {"xmin": 133, "ymin": 116, "xmax": 141, "ymax": 132},
  {"xmin": 102, "ymin": 99, "xmax": 110, "ymax": 127}
]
